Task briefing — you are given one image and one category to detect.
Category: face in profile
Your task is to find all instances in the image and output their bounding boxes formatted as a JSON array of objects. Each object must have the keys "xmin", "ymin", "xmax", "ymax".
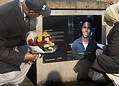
[
  {"xmin": 81, "ymin": 22, "xmax": 91, "ymax": 38},
  {"xmin": 25, "ymin": 9, "xmax": 40, "ymax": 18},
  {"xmin": 21, "ymin": 0, "xmax": 40, "ymax": 18}
]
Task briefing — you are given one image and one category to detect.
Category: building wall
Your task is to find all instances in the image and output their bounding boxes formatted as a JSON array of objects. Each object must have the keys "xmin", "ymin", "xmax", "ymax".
[
  {"xmin": 46, "ymin": 0, "xmax": 119, "ymax": 9},
  {"xmin": 37, "ymin": 58, "xmax": 78, "ymax": 85},
  {"xmin": 47, "ymin": 0, "xmax": 106, "ymax": 9}
]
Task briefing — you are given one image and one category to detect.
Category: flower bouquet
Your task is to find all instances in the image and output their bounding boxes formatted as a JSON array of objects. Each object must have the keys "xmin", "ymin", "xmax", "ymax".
[{"xmin": 26, "ymin": 31, "xmax": 56, "ymax": 53}]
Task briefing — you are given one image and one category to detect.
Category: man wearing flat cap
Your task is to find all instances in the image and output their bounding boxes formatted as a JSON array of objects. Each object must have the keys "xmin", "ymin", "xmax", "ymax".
[{"xmin": 0, "ymin": 0, "xmax": 50, "ymax": 85}]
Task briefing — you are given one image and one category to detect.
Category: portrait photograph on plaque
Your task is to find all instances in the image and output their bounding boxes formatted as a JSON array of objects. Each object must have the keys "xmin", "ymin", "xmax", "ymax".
[{"xmin": 43, "ymin": 15, "xmax": 102, "ymax": 63}]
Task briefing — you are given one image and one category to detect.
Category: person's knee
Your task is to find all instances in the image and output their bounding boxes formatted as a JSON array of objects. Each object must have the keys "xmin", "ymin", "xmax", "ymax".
[
  {"xmin": 6, "ymin": 71, "xmax": 20, "ymax": 80},
  {"xmin": 77, "ymin": 73, "xmax": 90, "ymax": 81}
]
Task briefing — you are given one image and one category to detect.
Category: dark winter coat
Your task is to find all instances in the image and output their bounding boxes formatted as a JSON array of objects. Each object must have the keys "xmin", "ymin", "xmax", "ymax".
[
  {"xmin": 0, "ymin": 0, "xmax": 30, "ymax": 73},
  {"xmin": 92, "ymin": 22, "xmax": 119, "ymax": 73}
]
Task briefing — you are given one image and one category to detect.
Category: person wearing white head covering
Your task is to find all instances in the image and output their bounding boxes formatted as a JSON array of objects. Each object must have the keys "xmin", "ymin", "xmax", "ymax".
[
  {"xmin": 104, "ymin": 2, "xmax": 119, "ymax": 26},
  {"xmin": 92, "ymin": 2, "xmax": 119, "ymax": 86}
]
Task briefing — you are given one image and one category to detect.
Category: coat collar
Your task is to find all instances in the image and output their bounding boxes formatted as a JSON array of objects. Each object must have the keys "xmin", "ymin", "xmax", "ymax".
[
  {"xmin": 107, "ymin": 22, "xmax": 119, "ymax": 43},
  {"xmin": 77, "ymin": 36, "xmax": 90, "ymax": 44}
]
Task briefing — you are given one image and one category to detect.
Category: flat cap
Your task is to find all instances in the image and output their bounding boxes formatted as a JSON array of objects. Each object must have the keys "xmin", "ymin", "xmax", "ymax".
[{"xmin": 25, "ymin": 0, "xmax": 51, "ymax": 16}]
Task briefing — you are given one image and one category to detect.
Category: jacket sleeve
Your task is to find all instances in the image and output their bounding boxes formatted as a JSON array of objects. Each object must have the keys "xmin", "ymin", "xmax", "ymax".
[
  {"xmin": 0, "ymin": 22, "xmax": 25, "ymax": 67},
  {"xmin": 71, "ymin": 42, "xmax": 77, "ymax": 52},
  {"xmin": 92, "ymin": 54, "xmax": 119, "ymax": 73},
  {"xmin": 0, "ymin": 36, "xmax": 25, "ymax": 68}
]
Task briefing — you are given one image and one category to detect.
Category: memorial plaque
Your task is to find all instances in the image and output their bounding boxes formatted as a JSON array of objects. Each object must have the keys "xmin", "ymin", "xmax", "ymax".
[{"xmin": 43, "ymin": 15, "xmax": 102, "ymax": 63}]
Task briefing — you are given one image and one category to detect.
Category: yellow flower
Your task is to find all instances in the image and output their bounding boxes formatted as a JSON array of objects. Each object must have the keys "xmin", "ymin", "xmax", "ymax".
[
  {"xmin": 48, "ymin": 47, "xmax": 53, "ymax": 50},
  {"xmin": 44, "ymin": 37, "xmax": 50, "ymax": 42},
  {"xmin": 43, "ymin": 32, "xmax": 50, "ymax": 37},
  {"xmin": 48, "ymin": 41, "xmax": 54, "ymax": 46},
  {"xmin": 37, "ymin": 34, "xmax": 42, "ymax": 42}
]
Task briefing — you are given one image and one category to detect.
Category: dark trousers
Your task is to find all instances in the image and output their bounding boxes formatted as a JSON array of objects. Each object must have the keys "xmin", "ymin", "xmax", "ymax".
[{"xmin": 74, "ymin": 59, "xmax": 93, "ymax": 81}]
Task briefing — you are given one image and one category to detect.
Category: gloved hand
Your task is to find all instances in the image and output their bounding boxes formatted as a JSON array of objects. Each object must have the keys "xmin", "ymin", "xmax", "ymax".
[{"xmin": 96, "ymin": 49, "xmax": 103, "ymax": 56}]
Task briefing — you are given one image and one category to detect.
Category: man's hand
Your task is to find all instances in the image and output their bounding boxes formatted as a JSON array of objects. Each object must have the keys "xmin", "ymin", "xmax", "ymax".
[{"xmin": 24, "ymin": 52, "xmax": 40, "ymax": 62}]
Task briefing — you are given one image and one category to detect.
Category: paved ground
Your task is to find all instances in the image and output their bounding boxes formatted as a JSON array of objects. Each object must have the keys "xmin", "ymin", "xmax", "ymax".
[
  {"xmin": 2, "ymin": 77, "xmax": 34, "ymax": 86},
  {"xmin": 38, "ymin": 80, "xmax": 113, "ymax": 86},
  {"xmin": 2, "ymin": 77, "xmax": 114, "ymax": 86}
]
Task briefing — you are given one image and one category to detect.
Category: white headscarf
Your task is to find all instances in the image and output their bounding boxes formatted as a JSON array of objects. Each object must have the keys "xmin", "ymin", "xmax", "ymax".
[
  {"xmin": 104, "ymin": 2, "xmax": 119, "ymax": 26},
  {"xmin": 19, "ymin": 0, "xmax": 25, "ymax": 2}
]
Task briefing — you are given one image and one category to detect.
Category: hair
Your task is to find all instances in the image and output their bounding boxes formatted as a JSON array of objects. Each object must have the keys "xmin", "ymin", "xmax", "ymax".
[
  {"xmin": 81, "ymin": 20, "xmax": 92, "ymax": 29},
  {"xmin": 76, "ymin": 20, "xmax": 92, "ymax": 38},
  {"xmin": 104, "ymin": 2, "xmax": 119, "ymax": 26}
]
